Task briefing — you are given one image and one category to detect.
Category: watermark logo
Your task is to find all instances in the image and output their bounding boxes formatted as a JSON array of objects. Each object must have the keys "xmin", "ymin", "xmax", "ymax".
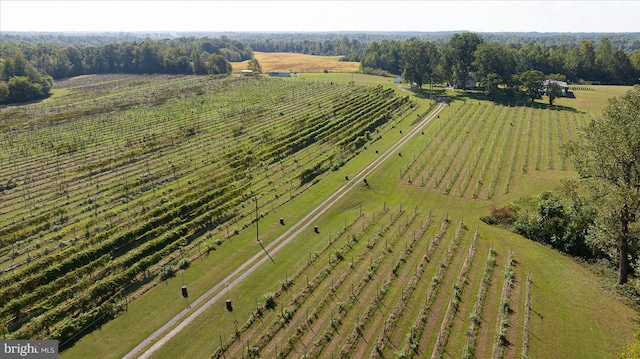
[{"xmin": 1, "ymin": 340, "xmax": 58, "ymax": 358}]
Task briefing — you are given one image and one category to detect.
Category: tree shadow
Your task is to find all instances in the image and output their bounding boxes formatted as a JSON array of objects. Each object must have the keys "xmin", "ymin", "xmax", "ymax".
[
  {"xmin": 405, "ymin": 87, "xmax": 449, "ymax": 101},
  {"xmin": 445, "ymin": 89, "xmax": 584, "ymax": 113}
]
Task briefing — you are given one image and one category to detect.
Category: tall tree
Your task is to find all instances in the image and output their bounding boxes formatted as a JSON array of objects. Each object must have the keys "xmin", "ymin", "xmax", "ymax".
[
  {"xmin": 473, "ymin": 42, "xmax": 516, "ymax": 94},
  {"xmin": 400, "ymin": 38, "xmax": 438, "ymax": 89},
  {"xmin": 247, "ymin": 58, "xmax": 262, "ymax": 73},
  {"xmin": 546, "ymin": 81, "xmax": 562, "ymax": 105},
  {"xmin": 596, "ymin": 37, "xmax": 615, "ymax": 82},
  {"xmin": 612, "ymin": 49, "xmax": 636, "ymax": 85},
  {"xmin": 564, "ymin": 86, "xmax": 640, "ymax": 284},
  {"xmin": 578, "ymin": 40, "xmax": 596, "ymax": 81},
  {"xmin": 447, "ymin": 32, "xmax": 483, "ymax": 89},
  {"xmin": 518, "ymin": 69, "xmax": 545, "ymax": 101}
]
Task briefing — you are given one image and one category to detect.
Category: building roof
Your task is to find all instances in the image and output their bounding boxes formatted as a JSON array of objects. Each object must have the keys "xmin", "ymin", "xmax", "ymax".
[{"xmin": 543, "ymin": 79, "xmax": 568, "ymax": 88}]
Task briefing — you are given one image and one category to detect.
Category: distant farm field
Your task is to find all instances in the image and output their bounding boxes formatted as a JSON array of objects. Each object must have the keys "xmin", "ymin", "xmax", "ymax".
[
  {"xmin": 0, "ymin": 72, "xmax": 636, "ymax": 359},
  {"xmin": 231, "ymin": 51, "xmax": 360, "ymax": 73}
]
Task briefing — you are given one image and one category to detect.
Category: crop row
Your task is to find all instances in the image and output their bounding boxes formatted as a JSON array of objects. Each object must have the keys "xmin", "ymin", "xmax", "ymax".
[
  {"xmin": 401, "ymin": 101, "xmax": 584, "ymax": 199},
  {"xmin": 139, "ymin": 200, "xmax": 535, "ymax": 359},
  {"xmin": 0, "ymin": 75, "xmax": 413, "ymax": 344}
]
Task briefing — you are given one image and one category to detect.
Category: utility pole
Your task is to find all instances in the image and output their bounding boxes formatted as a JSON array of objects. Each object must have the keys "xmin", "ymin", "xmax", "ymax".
[{"xmin": 255, "ymin": 196, "xmax": 275, "ymax": 264}]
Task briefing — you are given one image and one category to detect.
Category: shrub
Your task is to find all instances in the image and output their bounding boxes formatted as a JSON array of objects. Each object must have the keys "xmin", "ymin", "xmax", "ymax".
[
  {"xmin": 480, "ymin": 205, "xmax": 518, "ymax": 226},
  {"xmin": 204, "ymin": 242, "xmax": 215, "ymax": 254},
  {"xmin": 263, "ymin": 292, "xmax": 276, "ymax": 310},
  {"xmin": 159, "ymin": 265, "xmax": 176, "ymax": 281},
  {"xmin": 178, "ymin": 258, "xmax": 190, "ymax": 270}
]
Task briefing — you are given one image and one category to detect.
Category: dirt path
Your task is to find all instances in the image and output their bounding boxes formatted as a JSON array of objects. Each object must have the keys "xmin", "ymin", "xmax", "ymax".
[
  {"xmin": 396, "ymin": 83, "xmax": 413, "ymax": 94},
  {"xmin": 124, "ymin": 102, "xmax": 447, "ymax": 359}
]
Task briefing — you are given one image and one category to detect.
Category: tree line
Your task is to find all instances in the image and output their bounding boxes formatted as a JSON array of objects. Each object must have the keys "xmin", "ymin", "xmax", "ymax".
[
  {"xmin": 4, "ymin": 31, "xmax": 640, "ymax": 52},
  {"xmin": 0, "ymin": 52, "xmax": 53, "ymax": 104},
  {"xmin": 2, "ymin": 32, "xmax": 639, "ymax": 104},
  {"xmin": 359, "ymin": 33, "xmax": 640, "ymax": 94},
  {"xmin": 0, "ymin": 36, "xmax": 252, "ymax": 104},
  {"xmin": 1, "ymin": 36, "xmax": 252, "ymax": 79}
]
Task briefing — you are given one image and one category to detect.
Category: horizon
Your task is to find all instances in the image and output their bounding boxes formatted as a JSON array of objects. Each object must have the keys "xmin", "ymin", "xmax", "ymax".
[
  {"xmin": 1, "ymin": 1, "xmax": 639, "ymax": 33},
  {"xmin": 3, "ymin": 30, "xmax": 640, "ymax": 35}
]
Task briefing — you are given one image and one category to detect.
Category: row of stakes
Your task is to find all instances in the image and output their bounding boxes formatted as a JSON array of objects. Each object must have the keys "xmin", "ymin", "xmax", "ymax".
[
  {"xmin": 178, "ymin": 167, "xmax": 396, "ymax": 308},
  {"xmin": 180, "ymin": 217, "xmax": 324, "ymax": 305},
  {"xmin": 182, "ymin": 125, "xmax": 444, "ymax": 323}
]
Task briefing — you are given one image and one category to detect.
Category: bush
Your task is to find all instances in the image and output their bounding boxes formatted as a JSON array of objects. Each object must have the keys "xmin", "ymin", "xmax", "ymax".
[
  {"xmin": 159, "ymin": 265, "xmax": 176, "ymax": 281},
  {"xmin": 178, "ymin": 258, "xmax": 190, "ymax": 270},
  {"xmin": 263, "ymin": 292, "xmax": 276, "ymax": 310},
  {"xmin": 480, "ymin": 205, "xmax": 518, "ymax": 226},
  {"xmin": 204, "ymin": 243, "xmax": 215, "ymax": 254}
]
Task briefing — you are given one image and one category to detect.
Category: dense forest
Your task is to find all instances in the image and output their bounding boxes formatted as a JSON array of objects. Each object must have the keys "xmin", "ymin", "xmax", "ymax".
[
  {"xmin": 4, "ymin": 31, "xmax": 640, "ymax": 51},
  {"xmin": 359, "ymin": 33, "xmax": 640, "ymax": 91},
  {"xmin": 0, "ymin": 37, "xmax": 252, "ymax": 104},
  {"xmin": 1, "ymin": 31, "xmax": 639, "ymax": 104}
]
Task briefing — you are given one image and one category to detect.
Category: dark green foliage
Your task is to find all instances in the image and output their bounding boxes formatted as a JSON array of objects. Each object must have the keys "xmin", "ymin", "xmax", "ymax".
[
  {"xmin": 483, "ymin": 191, "xmax": 596, "ymax": 258},
  {"xmin": 358, "ymin": 33, "xmax": 639, "ymax": 88},
  {"xmin": 518, "ymin": 70, "xmax": 545, "ymax": 101},
  {"xmin": 0, "ymin": 37, "xmax": 245, "ymax": 84},
  {"xmin": 564, "ymin": 86, "xmax": 640, "ymax": 284},
  {"xmin": 401, "ymin": 38, "xmax": 439, "ymax": 89},
  {"xmin": 0, "ymin": 53, "xmax": 53, "ymax": 104},
  {"xmin": 546, "ymin": 82, "xmax": 563, "ymax": 105},
  {"xmin": 178, "ymin": 258, "xmax": 190, "ymax": 270},
  {"xmin": 263, "ymin": 292, "xmax": 276, "ymax": 310},
  {"xmin": 447, "ymin": 32, "xmax": 484, "ymax": 89},
  {"xmin": 480, "ymin": 205, "xmax": 518, "ymax": 226},
  {"xmin": 159, "ymin": 265, "xmax": 176, "ymax": 281},
  {"xmin": 473, "ymin": 42, "xmax": 517, "ymax": 93},
  {"xmin": 52, "ymin": 301, "xmax": 121, "ymax": 349},
  {"xmin": 299, "ymin": 162, "xmax": 326, "ymax": 186},
  {"xmin": 359, "ymin": 40, "xmax": 403, "ymax": 75}
]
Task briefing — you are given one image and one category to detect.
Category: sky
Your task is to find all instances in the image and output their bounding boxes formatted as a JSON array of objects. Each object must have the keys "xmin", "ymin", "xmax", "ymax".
[{"xmin": 1, "ymin": 1, "xmax": 639, "ymax": 33}]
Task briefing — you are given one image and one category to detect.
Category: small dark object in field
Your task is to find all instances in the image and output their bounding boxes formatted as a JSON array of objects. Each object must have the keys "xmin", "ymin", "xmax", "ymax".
[
  {"xmin": 181, "ymin": 286, "xmax": 188, "ymax": 298},
  {"xmin": 280, "ymin": 218, "xmax": 285, "ymax": 225},
  {"xmin": 226, "ymin": 299, "xmax": 233, "ymax": 312},
  {"xmin": 314, "ymin": 226, "xmax": 319, "ymax": 234},
  {"xmin": 345, "ymin": 176, "xmax": 349, "ymax": 181}
]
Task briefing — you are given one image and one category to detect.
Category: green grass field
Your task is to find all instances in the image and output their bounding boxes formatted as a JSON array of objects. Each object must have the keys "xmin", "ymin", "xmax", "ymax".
[{"xmin": 1, "ymin": 68, "xmax": 635, "ymax": 358}]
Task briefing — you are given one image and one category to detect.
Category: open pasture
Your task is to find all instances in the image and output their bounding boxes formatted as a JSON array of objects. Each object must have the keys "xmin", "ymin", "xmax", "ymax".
[
  {"xmin": 0, "ymin": 74, "xmax": 414, "ymax": 347},
  {"xmin": 231, "ymin": 52, "xmax": 360, "ymax": 73}
]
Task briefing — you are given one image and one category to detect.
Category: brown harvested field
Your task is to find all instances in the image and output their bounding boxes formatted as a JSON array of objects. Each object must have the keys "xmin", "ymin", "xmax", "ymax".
[{"xmin": 231, "ymin": 51, "xmax": 360, "ymax": 73}]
